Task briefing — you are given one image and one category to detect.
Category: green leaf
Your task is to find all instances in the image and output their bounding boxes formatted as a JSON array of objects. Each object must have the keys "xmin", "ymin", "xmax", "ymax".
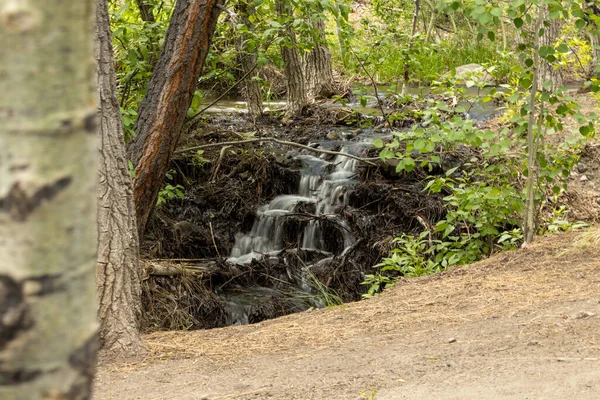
[
  {"xmin": 373, "ymin": 138, "xmax": 384, "ymax": 148},
  {"xmin": 487, "ymin": 30, "xmax": 495, "ymax": 41},
  {"xmin": 575, "ymin": 19, "xmax": 586, "ymax": 29},
  {"xmin": 490, "ymin": 7, "xmax": 503, "ymax": 17},
  {"xmin": 556, "ymin": 43, "xmax": 569, "ymax": 53},
  {"xmin": 514, "ymin": 17, "xmax": 524, "ymax": 29}
]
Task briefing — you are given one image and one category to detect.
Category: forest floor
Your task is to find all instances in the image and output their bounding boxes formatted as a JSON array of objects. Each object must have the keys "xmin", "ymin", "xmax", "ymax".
[{"xmin": 94, "ymin": 228, "xmax": 600, "ymax": 399}]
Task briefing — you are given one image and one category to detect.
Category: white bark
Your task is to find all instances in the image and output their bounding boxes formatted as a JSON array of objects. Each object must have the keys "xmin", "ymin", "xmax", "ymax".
[{"xmin": 0, "ymin": 1, "xmax": 98, "ymax": 398}]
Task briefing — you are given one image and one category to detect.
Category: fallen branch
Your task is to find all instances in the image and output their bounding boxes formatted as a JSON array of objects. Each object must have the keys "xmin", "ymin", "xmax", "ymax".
[
  {"xmin": 174, "ymin": 137, "xmax": 379, "ymax": 166},
  {"xmin": 144, "ymin": 262, "xmax": 218, "ymax": 277}
]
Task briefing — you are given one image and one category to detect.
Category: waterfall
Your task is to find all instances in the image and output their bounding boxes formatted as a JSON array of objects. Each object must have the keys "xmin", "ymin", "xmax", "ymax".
[{"xmin": 228, "ymin": 143, "xmax": 364, "ymax": 263}]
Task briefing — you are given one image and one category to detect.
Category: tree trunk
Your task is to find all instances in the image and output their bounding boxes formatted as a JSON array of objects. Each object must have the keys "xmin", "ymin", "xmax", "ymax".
[
  {"xmin": 0, "ymin": 1, "xmax": 98, "ymax": 398},
  {"xmin": 304, "ymin": 16, "xmax": 336, "ymax": 99},
  {"xmin": 402, "ymin": 0, "xmax": 421, "ymax": 95},
  {"xmin": 136, "ymin": 0, "xmax": 156, "ymax": 22},
  {"xmin": 235, "ymin": 0, "xmax": 263, "ymax": 119},
  {"xmin": 277, "ymin": 0, "xmax": 308, "ymax": 119},
  {"xmin": 127, "ymin": 0, "xmax": 225, "ymax": 239},
  {"xmin": 584, "ymin": 2, "xmax": 600, "ymax": 78},
  {"xmin": 95, "ymin": 0, "xmax": 146, "ymax": 357},
  {"xmin": 538, "ymin": 5, "xmax": 563, "ymax": 91},
  {"xmin": 523, "ymin": 4, "xmax": 545, "ymax": 245}
]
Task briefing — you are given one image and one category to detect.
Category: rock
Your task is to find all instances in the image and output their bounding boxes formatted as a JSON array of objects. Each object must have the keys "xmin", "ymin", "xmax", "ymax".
[
  {"xmin": 575, "ymin": 311, "xmax": 595, "ymax": 319},
  {"xmin": 448, "ymin": 337, "xmax": 457, "ymax": 343},
  {"xmin": 326, "ymin": 131, "xmax": 340, "ymax": 140},
  {"xmin": 577, "ymin": 163, "xmax": 588, "ymax": 173},
  {"xmin": 453, "ymin": 64, "xmax": 494, "ymax": 85},
  {"xmin": 580, "ymin": 175, "xmax": 589, "ymax": 182}
]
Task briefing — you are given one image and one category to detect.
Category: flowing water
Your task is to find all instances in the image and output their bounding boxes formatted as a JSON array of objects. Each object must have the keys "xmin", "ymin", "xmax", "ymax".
[
  {"xmin": 212, "ymin": 87, "xmax": 503, "ymax": 325},
  {"xmin": 221, "ymin": 135, "xmax": 373, "ymax": 324},
  {"xmin": 229, "ymin": 141, "xmax": 368, "ymax": 263}
]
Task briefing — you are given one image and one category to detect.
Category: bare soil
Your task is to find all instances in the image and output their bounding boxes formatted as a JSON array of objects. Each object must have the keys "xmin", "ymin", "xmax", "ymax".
[{"xmin": 94, "ymin": 229, "xmax": 600, "ymax": 399}]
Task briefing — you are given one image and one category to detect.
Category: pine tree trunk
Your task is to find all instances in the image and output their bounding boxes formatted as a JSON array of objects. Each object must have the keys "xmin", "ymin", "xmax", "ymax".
[
  {"xmin": 235, "ymin": 0, "xmax": 263, "ymax": 119},
  {"xmin": 136, "ymin": 0, "xmax": 156, "ymax": 22},
  {"xmin": 95, "ymin": 0, "xmax": 146, "ymax": 357},
  {"xmin": 127, "ymin": 0, "xmax": 224, "ymax": 238},
  {"xmin": 304, "ymin": 17, "xmax": 335, "ymax": 99},
  {"xmin": 277, "ymin": 0, "xmax": 308, "ymax": 119},
  {"xmin": 538, "ymin": 5, "xmax": 563, "ymax": 91},
  {"xmin": 0, "ymin": 2, "xmax": 99, "ymax": 398}
]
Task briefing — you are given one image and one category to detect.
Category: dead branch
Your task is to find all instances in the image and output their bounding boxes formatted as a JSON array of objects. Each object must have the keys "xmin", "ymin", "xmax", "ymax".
[
  {"xmin": 174, "ymin": 137, "xmax": 379, "ymax": 166},
  {"xmin": 144, "ymin": 262, "xmax": 218, "ymax": 277}
]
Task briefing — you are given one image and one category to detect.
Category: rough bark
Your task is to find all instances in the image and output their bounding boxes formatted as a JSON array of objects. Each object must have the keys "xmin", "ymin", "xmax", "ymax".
[
  {"xmin": 95, "ymin": 0, "xmax": 146, "ymax": 356},
  {"xmin": 304, "ymin": 16, "xmax": 336, "ymax": 99},
  {"xmin": 235, "ymin": 0, "xmax": 263, "ymax": 119},
  {"xmin": 127, "ymin": 0, "xmax": 225, "ymax": 239},
  {"xmin": 277, "ymin": 0, "xmax": 308, "ymax": 119},
  {"xmin": 136, "ymin": 0, "xmax": 156, "ymax": 22},
  {"xmin": 538, "ymin": 5, "xmax": 563, "ymax": 91},
  {"xmin": 0, "ymin": 2, "xmax": 98, "ymax": 399}
]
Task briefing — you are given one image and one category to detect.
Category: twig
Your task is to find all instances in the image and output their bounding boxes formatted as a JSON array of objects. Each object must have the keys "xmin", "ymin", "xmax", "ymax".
[
  {"xmin": 209, "ymin": 221, "xmax": 221, "ymax": 258},
  {"xmin": 174, "ymin": 137, "xmax": 379, "ymax": 166},
  {"xmin": 349, "ymin": 49, "xmax": 391, "ymax": 127},
  {"xmin": 211, "ymin": 145, "xmax": 232, "ymax": 182},
  {"xmin": 186, "ymin": 63, "xmax": 259, "ymax": 129}
]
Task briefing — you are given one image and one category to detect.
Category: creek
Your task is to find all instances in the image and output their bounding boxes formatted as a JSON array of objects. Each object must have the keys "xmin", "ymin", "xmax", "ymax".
[{"xmin": 144, "ymin": 88, "xmax": 502, "ymax": 329}]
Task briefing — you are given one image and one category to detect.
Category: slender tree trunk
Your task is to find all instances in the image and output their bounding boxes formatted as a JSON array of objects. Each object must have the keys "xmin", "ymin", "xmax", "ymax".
[
  {"xmin": 304, "ymin": 15, "xmax": 336, "ymax": 99},
  {"xmin": 235, "ymin": 0, "xmax": 263, "ymax": 119},
  {"xmin": 524, "ymin": 3, "xmax": 544, "ymax": 245},
  {"xmin": 402, "ymin": 0, "xmax": 421, "ymax": 95},
  {"xmin": 277, "ymin": 0, "xmax": 308, "ymax": 119},
  {"xmin": 336, "ymin": 18, "xmax": 350, "ymax": 68},
  {"xmin": 136, "ymin": 0, "xmax": 156, "ymax": 22},
  {"xmin": 0, "ymin": 1, "xmax": 98, "ymax": 398},
  {"xmin": 95, "ymin": 0, "xmax": 146, "ymax": 356},
  {"xmin": 537, "ymin": 5, "xmax": 563, "ymax": 91},
  {"xmin": 584, "ymin": 2, "xmax": 600, "ymax": 78},
  {"xmin": 127, "ymin": 0, "xmax": 225, "ymax": 238}
]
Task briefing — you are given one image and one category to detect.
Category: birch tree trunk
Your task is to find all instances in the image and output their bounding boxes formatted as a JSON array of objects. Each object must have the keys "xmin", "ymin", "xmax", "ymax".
[
  {"xmin": 127, "ymin": 0, "xmax": 225, "ymax": 239},
  {"xmin": 0, "ymin": 1, "xmax": 99, "ymax": 398},
  {"xmin": 277, "ymin": 0, "xmax": 308, "ymax": 120},
  {"xmin": 304, "ymin": 16, "xmax": 335, "ymax": 99},
  {"xmin": 95, "ymin": 0, "xmax": 146, "ymax": 356}
]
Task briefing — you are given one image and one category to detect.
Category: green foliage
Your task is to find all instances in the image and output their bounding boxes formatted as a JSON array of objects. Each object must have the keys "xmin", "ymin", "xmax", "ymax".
[
  {"xmin": 156, "ymin": 170, "xmax": 185, "ymax": 207},
  {"xmin": 110, "ymin": 0, "xmax": 172, "ymax": 141},
  {"xmin": 364, "ymin": 30, "xmax": 595, "ymax": 295}
]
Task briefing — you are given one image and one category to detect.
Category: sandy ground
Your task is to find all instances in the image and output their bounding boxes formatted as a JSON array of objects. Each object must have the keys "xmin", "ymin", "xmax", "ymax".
[{"xmin": 94, "ymin": 230, "xmax": 600, "ymax": 399}]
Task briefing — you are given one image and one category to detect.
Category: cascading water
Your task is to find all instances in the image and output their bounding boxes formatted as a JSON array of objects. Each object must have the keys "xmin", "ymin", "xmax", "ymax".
[
  {"xmin": 221, "ymin": 137, "xmax": 371, "ymax": 325},
  {"xmin": 229, "ymin": 142, "xmax": 365, "ymax": 263}
]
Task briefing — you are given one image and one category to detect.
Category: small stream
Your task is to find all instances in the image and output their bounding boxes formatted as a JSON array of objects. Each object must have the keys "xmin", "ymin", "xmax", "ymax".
[
  {"xmin": 222, "ymin": 133, "xmax": 374, "ymax": 324},
  {"xmin": 205, "ymin": 88, "xmax": 501, "ymax": 325}
]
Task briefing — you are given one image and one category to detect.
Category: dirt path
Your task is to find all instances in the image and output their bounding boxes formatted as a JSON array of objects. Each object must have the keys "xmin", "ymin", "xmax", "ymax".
[{"xmin": 94, "ymin": 230, "xmax": 600, "ymax": 399}]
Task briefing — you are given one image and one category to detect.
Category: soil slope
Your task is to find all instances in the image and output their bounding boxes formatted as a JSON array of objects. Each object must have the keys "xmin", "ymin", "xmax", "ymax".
[{"xmin": 94, "ymin": 230, "xmax": 600, "ymax": 399}]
